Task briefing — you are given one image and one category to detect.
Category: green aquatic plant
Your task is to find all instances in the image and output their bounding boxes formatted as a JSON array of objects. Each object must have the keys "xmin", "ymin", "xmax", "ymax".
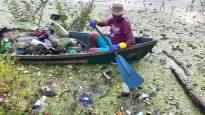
[
  {"xmin": 7, "ymin": 0, "xmax": 49, "ymax": 26},
  {"xmin": 0, "ymin": 55, "xmax": 16, "ymax": 82},
  {"xmin": 199, "ymin": 0, "xmax": 205, "ymax": 12},
  {"xmin": 0, "ymin": 56, "xmax": 35, "ymax": 113},
  {"xmin": 36, "ymin": 0, "xmax": 49, "ymax": 26},
  {"xmin": 0, "ymin": 106, "xmax": 6, "ymax": 115},
  {"xmin": 8, "ymin": 0, "xmax": 34, "ymax": 22},
  {"xmin": 68, "ymin": 0, "xmax": 95, "ymax": 31}
]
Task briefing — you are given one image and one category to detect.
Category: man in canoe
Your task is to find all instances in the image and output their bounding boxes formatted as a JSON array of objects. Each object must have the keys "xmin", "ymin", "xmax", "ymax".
[
  {"xmin": 88, "ymin": 2, "xmax": 134, "ymax": 97},
  {"xmin": 88, "ymin": 2, "xmax": 135, "ymax": 54}
]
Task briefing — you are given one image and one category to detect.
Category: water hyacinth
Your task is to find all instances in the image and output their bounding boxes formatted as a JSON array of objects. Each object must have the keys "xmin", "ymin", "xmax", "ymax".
[{"xmin": 0, "ymin": 0, "xmax": 205, "ymax": 115}]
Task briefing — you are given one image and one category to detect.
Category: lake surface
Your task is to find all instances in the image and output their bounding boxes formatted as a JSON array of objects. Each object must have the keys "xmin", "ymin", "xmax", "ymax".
[
  {"xmin": 94, "ymin": 0, "xmax": 202, "ymax": 10},
  {"xmin": 0, "ymin": 0, "xmax": 203, "ymax": 27}
]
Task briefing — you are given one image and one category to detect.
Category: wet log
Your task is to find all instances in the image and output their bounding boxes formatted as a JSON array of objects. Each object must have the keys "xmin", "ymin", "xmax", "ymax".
[
  {"xmin": 163, "ymin": 50, "xmax": 190, "ymax": 76},
  {"xmin": 163, "ymin": 50, "xmax": 205, "ymax": 113},
  {"xmin": 171, "ymin": 68, "xmax": 205, "ymax": 113}
]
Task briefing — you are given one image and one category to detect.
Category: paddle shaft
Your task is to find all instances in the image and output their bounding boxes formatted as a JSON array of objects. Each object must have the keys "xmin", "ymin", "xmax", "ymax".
[
  {"xmin": 94, "ymin": 26, "xmax": 144, "ymax": 89},
  {"xmin": 95, "ymin": 27, "xmax": 131, "ymax": 76},
  {"xmin": 95, "ymin": 27, "xmax": 118, "ymax": 56},
  {"xmin": 95, "ymin": 27, "xmax": 113, "ymax": 47}
]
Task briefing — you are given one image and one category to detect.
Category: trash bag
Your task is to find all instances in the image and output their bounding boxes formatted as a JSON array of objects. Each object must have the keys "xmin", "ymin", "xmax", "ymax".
[
  {"xmin": 32, "ymin": 44, "xmax": 51, "ymax": 55},
  {"xmin": 23, "ymin": 43, "xmax": 65, "ymax": 55}
]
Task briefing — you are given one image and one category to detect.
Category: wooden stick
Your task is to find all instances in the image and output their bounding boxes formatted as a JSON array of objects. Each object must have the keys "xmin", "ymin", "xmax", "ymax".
[
  {"xmin": 102, "ymin": 72, "xmax": 111, "ymax": 81},
  {"xmin": 163, "ymin": 50, "xmax": 205, "ymax": 113},
  {"xmin": 171, "ymin": 68, "xmax": 205, "ymax": 112}
]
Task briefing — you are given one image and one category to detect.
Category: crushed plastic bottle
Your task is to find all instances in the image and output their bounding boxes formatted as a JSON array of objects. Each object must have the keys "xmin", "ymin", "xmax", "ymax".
[
  {"xmin": 137, "ymin": 112, "xmax": 144, "ymax": 115},
  {"xmin": 79, "ymin": 93, "xmax": 93, "ymax": 109},
  {"xmin": 32, "ymin": 96, "xmax": 47, "ymax": 113}
]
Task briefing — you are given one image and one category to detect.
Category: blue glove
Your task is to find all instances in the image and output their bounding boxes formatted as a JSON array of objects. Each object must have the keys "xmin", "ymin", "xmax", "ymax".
[
  {"xmin": 89, "ymin": 20, "xmax": 97, "ymax": 29},
  {"xmin": 109, "ymin": 44, "xmax": 119, "ymax": 52}
]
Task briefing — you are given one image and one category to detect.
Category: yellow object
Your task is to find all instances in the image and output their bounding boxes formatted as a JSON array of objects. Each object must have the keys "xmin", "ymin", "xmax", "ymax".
[{"xmin": 119, "ymin": 42, "xmax": 127, "ymax": 49}]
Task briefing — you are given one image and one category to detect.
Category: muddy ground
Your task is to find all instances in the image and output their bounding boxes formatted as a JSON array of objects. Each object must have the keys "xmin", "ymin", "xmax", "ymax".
[{"xmin": 0, "ymin": 0, "xmax": 205, "ymax": 115}]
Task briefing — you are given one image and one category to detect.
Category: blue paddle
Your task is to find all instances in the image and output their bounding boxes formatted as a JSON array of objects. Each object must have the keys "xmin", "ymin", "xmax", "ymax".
[{"xmin": 95, "ymin": 27, "xmax": 144, "ymax": 89}]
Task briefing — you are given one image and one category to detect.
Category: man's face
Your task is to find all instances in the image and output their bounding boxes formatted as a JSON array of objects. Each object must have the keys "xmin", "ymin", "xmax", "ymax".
[
  {"xmin": 112, "ymin": 14, "xmax": 123, "ymax": 22},
  {"xmin": 112, "ymin": 14, "xmax": 122, "ymax": 18}
]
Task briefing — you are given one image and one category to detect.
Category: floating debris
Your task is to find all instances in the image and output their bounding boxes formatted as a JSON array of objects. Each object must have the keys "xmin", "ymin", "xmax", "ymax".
[
  {"xmin": 115, "ymin": 106, "xmax": 126, "ymax": 115},
  {"xmin": 139, "ymin": 93, "xmax": 150, "ymax": 101},
  {"xmin": 102, "ymin": 71, "xmax": 112, "ymax": 81},
  {"xmin": 79, "ymin": 93, "xmax": 94, "ymax": 109},
  {"xmin": 23, "ymin": 70, "xmax": 29, "ymax": 74},
  {"xmin": 160, "ymin": 33, "xmax": 168, "ymax": 40},
  {"xmin": 32, "ymin": 96, "xmax": 47, "ymax": 113},
  {"xmin": 137, "ymin": 111, "xmax": 144, "ymax": 115},
  {"xmin": 187, "ymin": 43, "xmax": 197, "ymax": 49},
  {"xmin": 40, "ymin": 86, "xmax": 57, "ymax": 97},
  {"xmin": 168, "ymin": 95, "xmax": 174, "ymax": 101},
  {"xmin": 0, "ymin": 95, "xmax": 5, "ymax": 103},
  {"xmin": 146, "ymin": 111, "xmax": 152, "ymax": 115},
  {"xmin": 125, "ymin": 110, "xmax": 131, "ymax": 115},
  {"xmin": 0, "ymin": 83, "xmax": 10, "ymax": 94},
  {"xmin": 102, "ymin": 69, "xmax": 114, "ymax": 85}
]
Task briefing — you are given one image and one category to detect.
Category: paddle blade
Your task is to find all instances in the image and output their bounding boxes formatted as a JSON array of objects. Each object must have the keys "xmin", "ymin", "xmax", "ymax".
[{"xmin": 116, "ymin": 55, "xmax": 144, "ymax": 89}]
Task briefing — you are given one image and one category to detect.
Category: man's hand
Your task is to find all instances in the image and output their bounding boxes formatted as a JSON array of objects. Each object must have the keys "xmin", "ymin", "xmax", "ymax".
[
  {"xmin": 89, "ymin": 20, "xmax": 97, "ymax": 29},
  {"xmin": 88, "ymin": 48, "xmax": 100, "ymax": 53},
  {"xmin": 109, "ymin": 44, "xmax": 119, "ymax": 52}
]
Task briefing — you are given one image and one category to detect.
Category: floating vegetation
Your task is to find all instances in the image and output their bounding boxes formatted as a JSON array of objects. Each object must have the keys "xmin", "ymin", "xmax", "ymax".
[
  {"xmin": 68, "ymin": 0, "xmax": 95, "ymax": 31},
  {"xmin": 0, "ymin": 0, "xmax": 205, "ymax": 115}
]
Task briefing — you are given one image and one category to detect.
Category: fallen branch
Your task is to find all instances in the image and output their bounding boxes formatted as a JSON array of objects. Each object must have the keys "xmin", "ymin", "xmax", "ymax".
[
  {"xmin": 33, "ymin": 0, "xmax": 49, "ymax": 17},
  {"xmin": 37, "ymin": 0, "xmax": 49, "ymax": 26},
  {"xmin": 163, "ymin": 50, "xmax": 205, "ymax": 113},
  {"xmin": 162, "ymin": 50, "xmax": 190, "ymax": 76},
  {"xmin": 171, "ymin": 68, "xmax": 205, "ymax": 113}
]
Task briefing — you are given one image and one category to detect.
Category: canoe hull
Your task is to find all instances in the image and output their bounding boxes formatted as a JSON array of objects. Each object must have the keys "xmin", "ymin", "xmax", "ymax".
[{"xmin": 15, "ymin": 38, "xmax": 157, "ymax": 64}]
